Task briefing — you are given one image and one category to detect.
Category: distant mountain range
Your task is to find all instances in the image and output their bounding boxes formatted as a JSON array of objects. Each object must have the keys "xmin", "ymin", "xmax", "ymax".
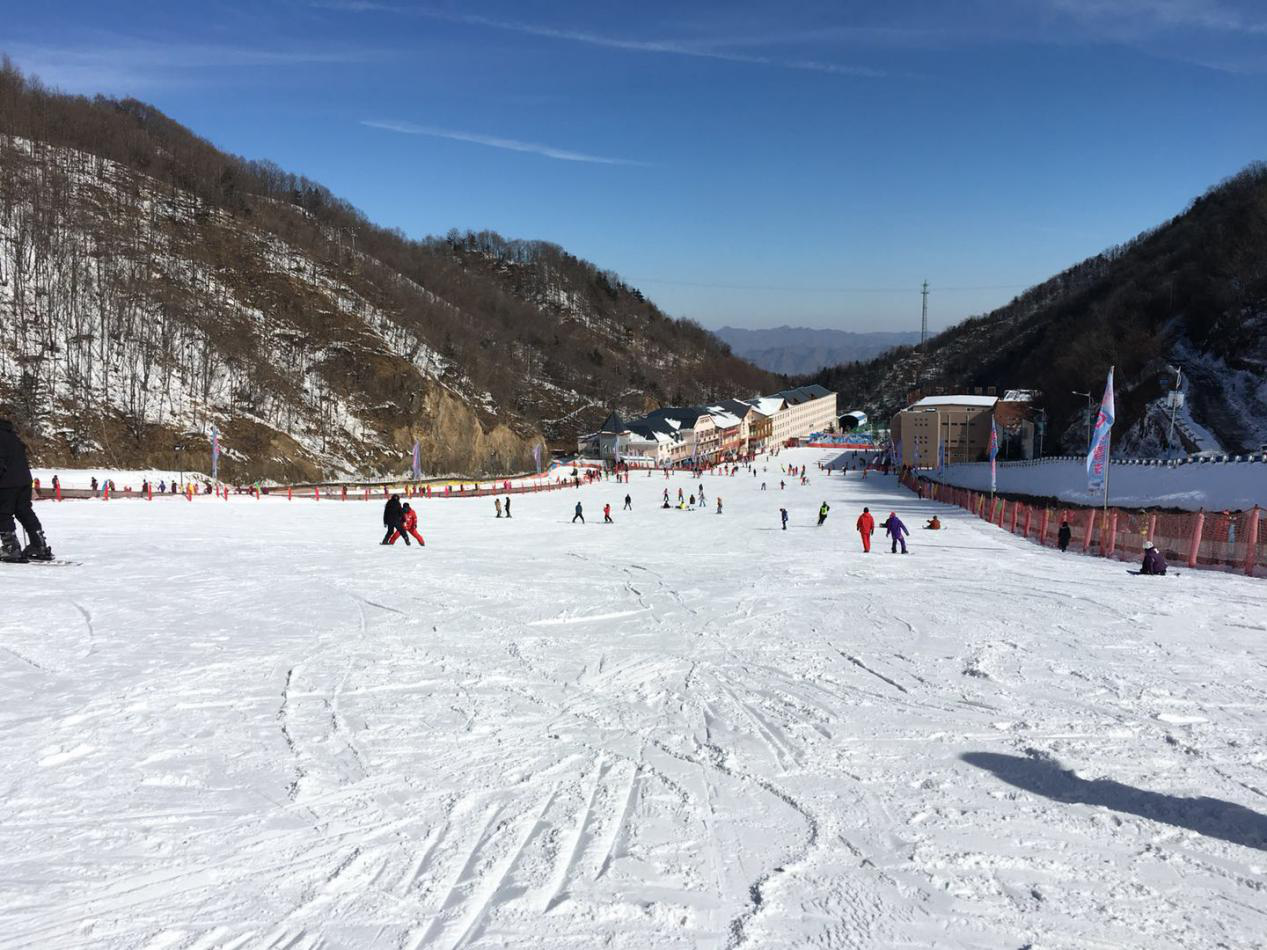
[{"xmin": 714, "ymin": 326, "xmax": 922, "ymax": 376}]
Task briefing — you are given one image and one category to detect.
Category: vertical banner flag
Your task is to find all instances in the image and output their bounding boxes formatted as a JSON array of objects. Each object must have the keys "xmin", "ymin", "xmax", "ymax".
[
  {"xmin": 411, "ymin": 439, "xmax": 421, "ymax": 480},
  {"xmin": 937, "ymin": 437, "xmax": 946, "ymax": 475},
  {"xmin": 210, "ymin": 426, "xmax": 220, "ymax": 481},
  {"xmin": 988, "ymin": 417, "xmax": 999, "ymax": 493},
  {"xmin": 1086, "ymin": 366, "xmax": 1115, "ymax": 493},
  {"xmin": 532, "ymin": 443, "xmax": 542, "ymax": 473}
]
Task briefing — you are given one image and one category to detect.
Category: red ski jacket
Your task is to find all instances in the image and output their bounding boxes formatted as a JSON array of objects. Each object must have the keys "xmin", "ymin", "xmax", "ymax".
[
  {"xmin": 856, "ymin": 512, "xmax": 874, "ymax": 534},
  {"xmin": 402, "ymin": 509, "xmax": 418, "ymax": 531}
]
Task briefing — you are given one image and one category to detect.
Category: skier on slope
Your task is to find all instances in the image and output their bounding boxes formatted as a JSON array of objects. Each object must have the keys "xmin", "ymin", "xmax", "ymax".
[
  {"xmin": 573, "ymin": 501, "xmax": 585, "ymax": 524},
  {"xmin": 624, "ymin": 493, "xmax": 632, "ymax": 511},
  {"xmin": 389, "ymin": 503, "xmax": 425, "ymax": 546},
  {"xmin": 856, "ymin": 507, "xmax": 875, "ymax": 553},
  {"xmin": 504, "ymin": 496, "xmax": 511, "ymax": 518},
  {"xmin": 1057, "ymin": 520, "xmax": 1072, "ymax": 552},
  {"xmin": 882, "ymin": 511, "xmax": 909, "ymax": 554},
  {"xmin": 381, "ymin": 493, "xmax": 404, "ymax": 545},
  {"xmin": 604, "ymin": 503, "xmax": 613, "ymax": 523},
  {"xmin": 817, "ymin": 502, "xmax": 830, "ymax": 526},
  {"xmin": 780, "ymin": 507, "xmax": 789, "ymax": 531},
  {"xmin": 0, "ymin": 418, "xmax": 53, "ymax": 562}
]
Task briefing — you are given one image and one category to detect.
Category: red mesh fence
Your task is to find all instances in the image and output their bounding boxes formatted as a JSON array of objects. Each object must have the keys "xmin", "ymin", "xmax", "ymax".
[{"xmin": 906, "ymin": 473, "xmax": 1263, "ymax": 578}]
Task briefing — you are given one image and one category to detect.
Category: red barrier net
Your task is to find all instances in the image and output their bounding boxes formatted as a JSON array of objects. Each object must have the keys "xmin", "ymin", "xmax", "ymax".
[{"xmin": 904, "ymin": 473, "xmax": 1264, "ymax": 578}]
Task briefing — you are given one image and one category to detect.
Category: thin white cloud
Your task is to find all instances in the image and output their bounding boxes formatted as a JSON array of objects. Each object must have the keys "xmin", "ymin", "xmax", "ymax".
[
  {"xmin": 321, "ymin": 5, "xmax": 885, "ymax": 77},
  {"xmin": 1040, "ymin": 0, "xmax": 1267, "ymax": 34},
  {"xmin": 6, "ymin": 39, "xmax": 381, "ymax": 93},
  {"xmin": 362, "ymin": 120, "xmax": 650, "ymax": 166}
]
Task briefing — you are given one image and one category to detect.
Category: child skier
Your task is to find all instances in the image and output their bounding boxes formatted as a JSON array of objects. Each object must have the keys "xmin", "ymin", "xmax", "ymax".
[
  {"xmin": 604, "ymin": 503, "xmax": 613, "ymax": 523},
  {"xmin": 389, "ymin": 503, "xmax": 425, "ymax": 546}
]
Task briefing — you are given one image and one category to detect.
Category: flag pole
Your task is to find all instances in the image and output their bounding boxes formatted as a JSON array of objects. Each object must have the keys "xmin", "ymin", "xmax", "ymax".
[{"xmin": 1103, "ymin": 364, "xmax": 1114, "ymax": 513}]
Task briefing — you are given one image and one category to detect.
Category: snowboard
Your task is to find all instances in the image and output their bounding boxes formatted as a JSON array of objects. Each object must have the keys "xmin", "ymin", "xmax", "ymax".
[
  {"xmin": 3, "ymin": 557, "xmax": 79, "ymax": 567},
  {"xmin": 1126, "ymin": 569, "xmax": 1178, "ymax": 576}
]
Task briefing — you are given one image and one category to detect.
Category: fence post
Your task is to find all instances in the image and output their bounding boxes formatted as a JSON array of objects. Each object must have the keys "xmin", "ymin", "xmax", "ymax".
[
  {"xmin": 1009, "ymin": 502, "xmax": 1019, "ymax": 533},
  {"xmin": 1083, "ymin": 508, "xmax": 1097, "ymax": 553},
  {"xmin": 1187, "ymin": 510, "xmax": 1204, "ymax": 568},
  {"xmin": 1039, "ymin": 507, "xmax": 1050, "ymax": 545},
  {"xmin": 1148, "ymin": 512, "xmax": 1157, "ymax": 543},
  {"xmin": 1106, "ymin": 510, "xmax": 1118, "ymax": 558},
  {"xmin": 1024, "ymin": 505, "xmax": 1033, "ymax": 538},
  {"xmin": 1243, "ymin": 506, "xmax": 1259, "ymax": 576}
]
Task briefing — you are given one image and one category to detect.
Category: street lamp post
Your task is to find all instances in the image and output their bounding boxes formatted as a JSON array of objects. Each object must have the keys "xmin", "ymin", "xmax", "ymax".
[{"xmin": 1071, "ymin": 391, "xmax": 1094, "ymax": 453}]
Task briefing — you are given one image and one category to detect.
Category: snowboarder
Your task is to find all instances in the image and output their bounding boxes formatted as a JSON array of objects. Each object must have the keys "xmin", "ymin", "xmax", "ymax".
[
  {"xmin": 0, "ymin": 418, "xmax": 53, "ymax": 562},
  {"xmin": 924, "ymin": 516, "xmax": 942, "ymax": 530},
  {"xmin": 883, "ymin": 511, "xmax": 909, "ymax": 554},
  {"xmin": 817, "ymin": 502, "xmax": 830, "ymax": 526},
  {"xmin": 495, "ymin": 498, "xmax": 503, "ymax": 518},
  {"xmin": 573, "ymin": 502, "xmax": 585, "ymax": 524},
  {"xmin": 623, "ymin": 494, "xmax": 632, "ymax": 511},
  {"xmin": 1140, "ymin": 541, "xmax": 1167, "ymax": 575},
  {"xmin": 856, "ymin": 507, "xmax": 874, "ymax": 552},
  {"xmin": 604, "ymin": 503, "xmax": 613, "ymax": 523},
  {"xmin": 1057, "ymin": 520, "xmax": 1072, "ymax": 552},
  {"xmin": 381, "ymin": 494, "xmax": 404, "ymax": 545},
  {"xmin": 780, "ymin": 507, "xmax": 789, "ymax": 531},
  {"xmin": 389, "ymin": 503, "xmax": 425, "ymax": 546},
  {"xmin": 504, "ymin": 496, "xmax": 511, "ymax": 518}
]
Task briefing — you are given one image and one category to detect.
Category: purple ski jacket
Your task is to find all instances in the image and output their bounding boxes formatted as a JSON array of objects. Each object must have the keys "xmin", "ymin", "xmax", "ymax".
[{"xmin": 884, "ymin": 515, "xmax": 908, "ymax": 538}]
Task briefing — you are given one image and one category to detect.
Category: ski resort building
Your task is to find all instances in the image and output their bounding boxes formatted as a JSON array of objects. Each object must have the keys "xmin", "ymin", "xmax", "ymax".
[
  {"xmin": 768, "ymin": 385, "xmax": 838, "ymax": 444},
  {"xmin": 578, "ymin": 385, "xmax": 837, "ymax": 464},
  {"xmin": 891, "ymin": 393, "xmax": 1038, "ymax": 466}
]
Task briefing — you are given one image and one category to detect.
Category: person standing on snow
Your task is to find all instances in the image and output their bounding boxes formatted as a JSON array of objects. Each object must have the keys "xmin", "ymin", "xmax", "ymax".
[
  {"xmin": 504, "ymin": 496, "xmax": 511, "ymax": 518},
  {"xmin": 623, "ymin": 493, "xmax": 632, "ymax": 511},
  {"xmin": 856, "ymin": 507, "xmax": 875, "ymax": 552},
  {"xmin": 716, "ymin": 497, "xmax": 723, "ymax": 514},
  {"xmin": 495, "ymin": 498, "xmax": 503, "ymax": 518},
  {"xmin": 0, "ymin": 418, "xmax": 53, "ymax": 561},
  {"xmin": 573, "ymin": 501, "xmax": 585, "ymax": 524},
  {"xmin": 381, "ymin": 493, "xmax": 404, "ymax": 545},
  {"xmin": 780, "ymin": 507, "xmax": 789, "ymax": 531},
  {"xmin": 604, "ymin": 503, "xmax": 614, "ymax": 523},
  {"xmin": 1058, "ymin": 520, "xmax": 1072, "ymax": 552},
  {"xmin": 817, "ymin": 502, "xmax": 830, "ymax": 526},
  {"xmin": 882, "ymin": 511, "xmax": 909, "ymax": 554},
  {"xmin": 389, "ymin": 503, "xmax": 425, "ymax": 546},
  {"xmin": 1140, "ymin": 541, "xmax": 1167, "ymax": 575}
]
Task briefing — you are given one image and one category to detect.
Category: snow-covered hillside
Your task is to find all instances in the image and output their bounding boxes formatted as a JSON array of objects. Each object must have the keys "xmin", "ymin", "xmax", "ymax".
[{"xmin": 2, "ymin": 448, "xmax": 1264, "ymax": 948}]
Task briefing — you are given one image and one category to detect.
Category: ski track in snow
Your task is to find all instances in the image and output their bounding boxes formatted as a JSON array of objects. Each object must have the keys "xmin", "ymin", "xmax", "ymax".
[{"xmin": 2, "ymin": 448, "xmax": 1266, "ymax": 949}]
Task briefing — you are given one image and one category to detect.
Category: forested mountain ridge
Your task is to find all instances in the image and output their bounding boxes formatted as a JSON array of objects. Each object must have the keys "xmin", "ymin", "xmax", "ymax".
[
  {"xmin": 0, "ymin": 61, "xmax": 773, "ymax": 480},
  {"xmin": 807, "ymin": 163, "xmax": 1267, "ymax": 456}
]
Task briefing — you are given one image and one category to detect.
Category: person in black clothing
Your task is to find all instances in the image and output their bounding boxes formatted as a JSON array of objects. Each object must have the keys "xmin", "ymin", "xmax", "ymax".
[
  {"xmin": 381, "ymin": 494, "xmax": 404, "ymax": 545},
  {"xmin": 0, "ymin": 419, "xmax": 53, "ymax": 561},
  {"xmin": 504, "ymin": 496, "xmax": 511, "ymax": 518},
  {"xmin": 623, "ymin": 494, "xmax": 632, "ymax": 511},
  {"xmin": 1057, "ymin": 520, "xmax": 1072, "ymax": 552},
  {"xmin": 573, "ymin": 502, "xmax": 584, "ymax": 523}
]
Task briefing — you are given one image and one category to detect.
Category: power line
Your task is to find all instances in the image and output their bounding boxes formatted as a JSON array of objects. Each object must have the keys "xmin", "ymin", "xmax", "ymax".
[{"xmin": 626, "ymin": 277, "xmax": 1029, "ymax": 294}]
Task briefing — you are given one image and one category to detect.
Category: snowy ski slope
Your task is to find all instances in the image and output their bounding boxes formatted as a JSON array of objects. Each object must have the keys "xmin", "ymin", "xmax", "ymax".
[{"xmin": 2, "ymin": 449, "xmax": 1265, "ymax": 949}]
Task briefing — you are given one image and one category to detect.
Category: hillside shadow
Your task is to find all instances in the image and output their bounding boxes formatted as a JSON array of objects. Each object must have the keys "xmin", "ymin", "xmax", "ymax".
[{"xmin": 961, "ymin": 752, "xmax": 1267, "ymax": 851}]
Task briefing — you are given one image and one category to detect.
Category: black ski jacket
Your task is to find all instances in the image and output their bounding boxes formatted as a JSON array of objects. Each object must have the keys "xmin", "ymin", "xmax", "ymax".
[
  {"xmin": 0, "ymin": 420, "xmax": 33, "ymax": 488},
  {"xmin": 383, "ymin": 496, "xmax": 404, "ymax": 528}
]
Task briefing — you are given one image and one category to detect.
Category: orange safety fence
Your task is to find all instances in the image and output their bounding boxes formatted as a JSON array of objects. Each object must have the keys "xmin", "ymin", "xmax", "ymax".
[{"xmin": 901, "ymin": 472, "xmax": 1264, "ymax": 578}]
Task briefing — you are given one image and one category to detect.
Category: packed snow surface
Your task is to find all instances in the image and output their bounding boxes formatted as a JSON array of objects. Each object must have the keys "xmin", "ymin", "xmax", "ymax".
[{"xmin": 2, "ymin": 449, "xmax": 1265, "ymax": 949}]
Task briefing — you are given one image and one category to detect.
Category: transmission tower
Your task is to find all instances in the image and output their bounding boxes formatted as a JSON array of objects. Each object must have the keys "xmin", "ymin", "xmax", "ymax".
[{"xmin": 920, "ymin": 280, "xmax": 929, "ymax": 346}]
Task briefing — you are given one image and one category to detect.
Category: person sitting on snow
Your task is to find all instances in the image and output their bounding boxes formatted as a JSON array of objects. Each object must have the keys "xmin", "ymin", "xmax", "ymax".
[
  {"xmin": 1140, "ymin": 541, "xmax": 1167, "ymax": 575},
  {"xmin": 924, "ymin": 516, "xmax": 941, "ymax": 530}
]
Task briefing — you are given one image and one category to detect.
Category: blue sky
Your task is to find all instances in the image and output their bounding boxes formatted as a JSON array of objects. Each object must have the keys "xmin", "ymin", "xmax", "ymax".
[{"xmin": 8, "ymin": 1, "xmax": 1267, "ymax": 332}]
